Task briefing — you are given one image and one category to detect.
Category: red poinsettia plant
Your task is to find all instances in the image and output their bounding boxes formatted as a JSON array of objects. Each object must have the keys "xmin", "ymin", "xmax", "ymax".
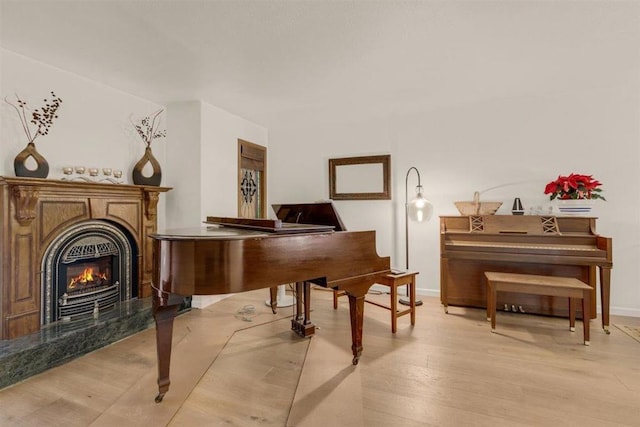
[{"xmin": 544, "ymin": 173, "xmax": 606, "ymax": 201}]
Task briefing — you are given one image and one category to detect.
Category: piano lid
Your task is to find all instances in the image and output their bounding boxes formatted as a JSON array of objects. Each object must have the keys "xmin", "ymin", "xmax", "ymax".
[{"xmin": 272, "ymin": 201, "xmax": 347, "ymax": 231}]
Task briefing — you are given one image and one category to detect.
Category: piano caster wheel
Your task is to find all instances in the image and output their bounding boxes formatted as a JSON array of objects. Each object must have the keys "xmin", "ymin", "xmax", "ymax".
[
  {"xmin": 352, "ymin": 356, "xmax": 360, "ymax": 365},
  {"xmin": 604, "ymin": 326, "xmax": 610, "ymax": 335},
  {"xmin": 443, "ymin": 306, "xmax": 448, "ymax": 314},
  {"xmin": 155, "ymin": 393, "xmax": 165, "ymax": 403}
]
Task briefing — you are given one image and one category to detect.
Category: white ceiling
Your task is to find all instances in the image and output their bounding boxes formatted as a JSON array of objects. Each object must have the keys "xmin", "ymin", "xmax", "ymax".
[{"xmin": 1, "ymin": 1, "xmax": 637, "ymax": 129}]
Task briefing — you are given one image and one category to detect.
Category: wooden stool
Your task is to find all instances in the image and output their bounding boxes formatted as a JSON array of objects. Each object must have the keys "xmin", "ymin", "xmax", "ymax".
[
  {"xmin": 334, "ymin": 271, "xmax": 419, "ymax": 333},
  {"xmin": 484, "ymin": 272, "xmax": 592, "ymax": 345}
]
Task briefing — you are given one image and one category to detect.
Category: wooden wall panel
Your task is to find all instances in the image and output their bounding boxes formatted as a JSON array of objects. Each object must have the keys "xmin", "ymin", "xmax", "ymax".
[
  {"xmin": 40, "ymin": 200, "xmax": 88, "ymax": 243},
  {"xmin": 104, "ymin": 201, "xmax": 141, "ymax": 240},
  {"xmin": 14, "ymin": 233, "xmax": 35, "ymax": 303},
  {"xmin": 141, "ymin": 223, "xmax": 156, "ymax": 298},
  {"xmin": 7, "ymin": 311, "xmax": 40, "ymax": 339}
]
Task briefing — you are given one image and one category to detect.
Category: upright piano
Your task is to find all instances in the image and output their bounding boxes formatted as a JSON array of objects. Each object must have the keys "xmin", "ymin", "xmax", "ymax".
[
  {"xmin": 440, "ymin": 215, "xmax": 612, "ymax": 329},
  {"xmin": 151, "ymin": 213, "xmax": 390, "ymax": 403}
]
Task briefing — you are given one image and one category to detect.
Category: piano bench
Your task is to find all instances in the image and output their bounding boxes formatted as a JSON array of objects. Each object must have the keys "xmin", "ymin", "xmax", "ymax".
[
  {"xmin": 333, "ymin": 271, "xmax": 419, "ymax": 333},
  {"xmin": 484, "ymin": 272, "xmax": 592, "ymax": 345}
]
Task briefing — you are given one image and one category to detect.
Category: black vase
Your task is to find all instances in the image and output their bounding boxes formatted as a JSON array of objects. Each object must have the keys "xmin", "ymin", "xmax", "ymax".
[
  {"xmin": 14, "ymin": 142, "xmax": 49, "ymax": 178},
  {"xmin": 132, "ymin": 146, "xmax": 162, "ymax": 186}
]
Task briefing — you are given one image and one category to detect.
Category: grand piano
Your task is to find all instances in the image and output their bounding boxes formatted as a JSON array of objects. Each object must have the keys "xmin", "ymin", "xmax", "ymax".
[
  {"xmin": 440, "ymin": 214, "xmax": 612, "ymax": 330},
  {"xmin": 151, "ymin": 207, "xmax": 390, "ymax": 403}
]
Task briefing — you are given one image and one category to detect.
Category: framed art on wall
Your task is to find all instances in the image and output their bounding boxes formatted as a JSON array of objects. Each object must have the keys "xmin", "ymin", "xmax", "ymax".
[{"xmin": 329, "ymin": 154, "xmax": 391, "ymax": 200}]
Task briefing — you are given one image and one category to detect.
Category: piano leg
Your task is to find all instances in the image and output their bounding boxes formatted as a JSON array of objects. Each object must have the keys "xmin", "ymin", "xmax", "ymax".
[
  {"xmin": 583, "ymin": 288, "xmax": 591, "ymax": 345},
  {"xmin": 347, "ymin": 292, "xmax": 365, "ymax": 365},
  {"xmin": 153, "ymin": 301, "xmax": 180, "ymax": 403},
  {"xmin": 441, "ymin": 259, "xmax": 449, "ymax": 314},
  {"xmin": 303, "ymin": 281, "xmax": 312, "ymax": 326},
  {"xmin": 295, "ymin": 282, "xmax": 303, "ymax": 322},
  {"xmin": 269, "ymin": 286, "xmax": 278, "ymax": 314},
  {"xmin": 291, "ymin": 281, "xmax": 315, "ymax": 337},
  {"xmin": 600, "ymin": 266, "xmax": 612, "ymax": 334}
]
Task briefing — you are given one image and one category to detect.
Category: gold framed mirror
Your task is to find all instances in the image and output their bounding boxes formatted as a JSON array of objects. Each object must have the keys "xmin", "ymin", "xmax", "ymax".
[{"xmin": 329, "ymin": 155, "xmax": 391, "ymax": 200}]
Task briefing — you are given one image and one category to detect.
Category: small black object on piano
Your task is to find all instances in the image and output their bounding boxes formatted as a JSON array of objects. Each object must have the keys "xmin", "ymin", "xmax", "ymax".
[{"xmin": 512, "ymin": 197, "xmax": 525, "ymax": 215}]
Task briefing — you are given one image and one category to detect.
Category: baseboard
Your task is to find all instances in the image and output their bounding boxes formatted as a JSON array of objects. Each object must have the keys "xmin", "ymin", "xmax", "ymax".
[{"xmin": 191, "ymin": 294, "xmax": 233, "ymax": 309}]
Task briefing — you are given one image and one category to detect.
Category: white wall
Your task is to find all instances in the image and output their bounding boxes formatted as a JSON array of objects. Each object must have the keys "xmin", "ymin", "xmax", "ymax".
[
  {"xmin": 164, "ymin": 100, "xmax": 268, "ymax": 227},
  {"xmin": 268, "ymin": 118, "xmax": 395, "ymax": 257},
  {"xmin": 165, "ymin": 100, "xmax": 267, "ymax": 308},
  {"xmin": 164, "ymin": 101, "xmax": 203, "ymax": 228},
  {"xmin": 200, "ymin": 102, "xmax": 268, "ymax": 220},
  {"xmin": 268, "ymin": 10, "xmax": 640, "ymax": 316},
  {"xmin": 0, "ymin": 48, "xmax": 168, "ymax": 227}
]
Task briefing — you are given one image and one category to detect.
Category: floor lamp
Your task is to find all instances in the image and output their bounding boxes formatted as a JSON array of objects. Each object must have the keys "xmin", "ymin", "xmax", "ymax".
[{"xmin": 399, "ymin": 166, "xmax": 433, "ymax": 306}]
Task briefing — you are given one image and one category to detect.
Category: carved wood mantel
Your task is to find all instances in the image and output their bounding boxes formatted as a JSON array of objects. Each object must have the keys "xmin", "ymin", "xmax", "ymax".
[{"xmin": 0, "ymin": 177, "xmax": 171, "ymax": 340}]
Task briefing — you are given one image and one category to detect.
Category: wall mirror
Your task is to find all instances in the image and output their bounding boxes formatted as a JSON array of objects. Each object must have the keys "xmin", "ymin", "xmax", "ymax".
[{"xmin": 329, "ymin": 154, "xmax": 391, "ymax": 200}]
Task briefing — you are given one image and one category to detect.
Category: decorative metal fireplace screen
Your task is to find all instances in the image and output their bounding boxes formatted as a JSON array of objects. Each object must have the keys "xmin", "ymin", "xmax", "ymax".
[{"xmin": 41, "ymin": 220, "xmax": 135, "ymax": 324}]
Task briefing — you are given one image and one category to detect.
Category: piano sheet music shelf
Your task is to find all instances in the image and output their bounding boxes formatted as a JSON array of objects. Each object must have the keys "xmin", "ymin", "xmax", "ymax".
[{"xmin": 440, "ymin": 215, "xmax": 612, "ymax": 329}]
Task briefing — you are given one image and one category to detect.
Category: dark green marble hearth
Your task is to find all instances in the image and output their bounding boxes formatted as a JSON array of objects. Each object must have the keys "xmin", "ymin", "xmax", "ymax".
[{"xmin": 0, "ymin": 298, "xmax": 154, "ymax": 390}]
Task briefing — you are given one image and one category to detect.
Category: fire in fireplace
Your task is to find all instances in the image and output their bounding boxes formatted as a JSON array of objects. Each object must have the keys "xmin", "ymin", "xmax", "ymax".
[
  {"xmin": 41, "ymin": 220, "xmax": 136, "ymax": 324},
  {"xmin": 68, "ymin": 265, "xmax": 109, "ymax": 290}
]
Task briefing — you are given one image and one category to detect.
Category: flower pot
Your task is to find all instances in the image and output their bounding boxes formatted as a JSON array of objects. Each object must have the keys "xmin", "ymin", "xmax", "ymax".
[
  {"xmin": 14, "ymin": 142, "xmax": 49, "ymax": 178},
  {"xmin": 132, "ymin": 147, "xmax": 162, "ymax": 186},
  {"xmin": 556, "ymin": 199, "xmax": 593, "ymax": 216}
]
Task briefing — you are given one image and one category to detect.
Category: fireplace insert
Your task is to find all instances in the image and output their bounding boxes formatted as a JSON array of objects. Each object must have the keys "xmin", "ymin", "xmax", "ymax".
[{"xmin": 42, "ymin": 220, "xmax": 136, "ymax": 324}]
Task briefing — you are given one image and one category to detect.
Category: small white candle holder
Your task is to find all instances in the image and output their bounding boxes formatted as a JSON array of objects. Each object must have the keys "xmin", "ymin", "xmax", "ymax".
[
  {"xmin": 101, "ymin": 169, "xmax": 123, "ymax": 184},
  {"xmin": 61, "ymin": 167, "xmax": 74, "ymax": 180}
]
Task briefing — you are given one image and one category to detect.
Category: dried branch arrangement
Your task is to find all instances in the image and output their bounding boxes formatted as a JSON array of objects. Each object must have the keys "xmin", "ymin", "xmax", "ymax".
[
  {"xmin": 131, "ymin": 109, "xmax": 166, "ymax": 147},
  {"xmin": 5, "ymin": 92, "xmax": 63, "ymax": 143}
]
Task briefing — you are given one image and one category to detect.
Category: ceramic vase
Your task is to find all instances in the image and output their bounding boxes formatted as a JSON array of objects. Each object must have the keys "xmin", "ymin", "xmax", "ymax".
[
  {"xmin": 14, "ymin": 142, "xmax": 49, "ymax": 178},
  {"xmin": 132, "ymin": 146, "xmax": 162, "ymax": 186}
]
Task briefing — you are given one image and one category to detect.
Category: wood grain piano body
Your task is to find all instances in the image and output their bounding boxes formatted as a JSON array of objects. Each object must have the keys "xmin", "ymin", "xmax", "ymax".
[
  {"xmin": 153, "ymin": 227, "xmax": 390, "ymax": 297},
  {"xmin": 440, "ymin": 215, "xmax": 612, "ymax": 318},
  {"xmin": 150, "ymin": 225, "xmax": 391, "ymax": 402}
]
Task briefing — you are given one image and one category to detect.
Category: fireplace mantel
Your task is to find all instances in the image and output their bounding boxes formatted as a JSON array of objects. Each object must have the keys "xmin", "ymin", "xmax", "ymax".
[{"xmin": 0, "ymin": 177, "xmax": 171, "ymax": 340}]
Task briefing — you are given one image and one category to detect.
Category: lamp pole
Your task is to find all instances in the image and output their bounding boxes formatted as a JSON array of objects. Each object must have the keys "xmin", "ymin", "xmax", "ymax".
[
  {"xmin": 405, "ymin": 167, "xmax": 421, "ymax": 270},
  {"xmin": 401, "ymin": 166, "xmax": 426, "ymax": 306}
]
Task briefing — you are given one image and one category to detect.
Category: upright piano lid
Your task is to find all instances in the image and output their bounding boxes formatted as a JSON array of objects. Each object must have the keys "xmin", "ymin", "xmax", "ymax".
[{"xmin": 272, "ymin": 201, "xmax": 347, "ymax": 231}]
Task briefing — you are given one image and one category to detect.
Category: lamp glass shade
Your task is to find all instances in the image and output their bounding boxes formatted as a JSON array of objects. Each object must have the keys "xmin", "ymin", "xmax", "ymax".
[{"xmin": 408, "ymin": 194, "xmax": 433, "ymax": 223}]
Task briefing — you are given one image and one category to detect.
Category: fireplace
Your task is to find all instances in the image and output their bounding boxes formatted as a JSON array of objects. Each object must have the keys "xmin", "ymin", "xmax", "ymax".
[
  {"xmin": 42, "ymin": 220, "xmax": 136, "ymax": 324},
  {"xmin": 0, "ymin": 177, "xmax": 170, "ymax": 340}
]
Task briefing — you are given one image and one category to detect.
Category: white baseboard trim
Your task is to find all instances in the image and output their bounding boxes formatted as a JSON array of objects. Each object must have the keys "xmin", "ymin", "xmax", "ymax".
[
  {"xmin": 191, "ymin": 294, "xmax": 233, "ymax": 309},
  {"xmin": 191, "ymin": 288, "xmax": 640, "ymax": 318},
  {"xmin": 606, "ymin": 306, "xmax": 640, "ymax": 318}
]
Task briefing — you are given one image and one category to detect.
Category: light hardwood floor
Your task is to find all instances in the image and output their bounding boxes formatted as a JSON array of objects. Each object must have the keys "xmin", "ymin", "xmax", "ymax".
[{"xmin": 1, "ymin": 287, "xmax": 639, "ymax": 427}]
